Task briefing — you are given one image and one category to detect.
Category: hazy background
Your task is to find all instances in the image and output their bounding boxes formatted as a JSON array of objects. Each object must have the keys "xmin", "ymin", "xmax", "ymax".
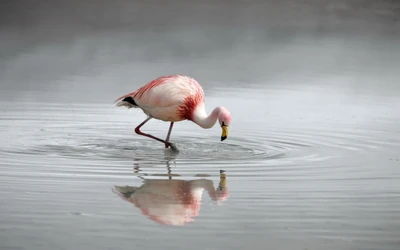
[{"xmin": 1, "ymin": 0, "xmax": 399, "ymax": 103}]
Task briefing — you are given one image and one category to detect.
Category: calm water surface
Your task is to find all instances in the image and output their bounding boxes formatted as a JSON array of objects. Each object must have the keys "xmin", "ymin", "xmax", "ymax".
[
  {"xmin": 1, "ymin": 1, "xmax": 400, "ymax": 250},
  {"xmin": 1, "ymin": 80, "xmax": 400, "ymax": 250}
]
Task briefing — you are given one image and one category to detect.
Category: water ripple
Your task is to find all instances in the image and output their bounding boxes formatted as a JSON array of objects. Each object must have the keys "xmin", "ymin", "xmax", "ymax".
[
  {"xmin": 1, "ymin": 104, "xmax": 398, "ymax": 174},
  {"xmin": 1, "ymin": 93, "xmax": 400, "ymax": 250}
]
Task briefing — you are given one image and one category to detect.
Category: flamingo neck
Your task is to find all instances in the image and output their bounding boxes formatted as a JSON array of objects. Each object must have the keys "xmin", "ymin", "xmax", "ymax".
[{"xmin": 192, "ymin": 103, "xmax": 221, "ymax": 129}]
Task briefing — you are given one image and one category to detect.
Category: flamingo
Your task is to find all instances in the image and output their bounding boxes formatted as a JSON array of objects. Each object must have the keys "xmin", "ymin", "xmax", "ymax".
[{"xmin": 114, "ymin": 75, "xmax": 232, "ymax": 150}]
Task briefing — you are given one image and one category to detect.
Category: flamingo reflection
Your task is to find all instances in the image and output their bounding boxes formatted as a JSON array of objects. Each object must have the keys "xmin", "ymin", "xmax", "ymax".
[{"xmin": 113, "ymin": 170, "xmax": 228, "ymax": 226}]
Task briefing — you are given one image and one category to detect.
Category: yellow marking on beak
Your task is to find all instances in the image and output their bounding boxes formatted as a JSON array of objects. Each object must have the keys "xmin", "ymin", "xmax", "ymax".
[{"xmin": 221, "ymin": 125, "xmax": 229, "ymax": 141}]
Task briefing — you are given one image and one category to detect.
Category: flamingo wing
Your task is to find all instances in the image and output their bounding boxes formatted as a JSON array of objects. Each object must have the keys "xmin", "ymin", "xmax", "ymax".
[{"xmin": 115, "ymin": 75, "xmax": 204, "ymax": 122}]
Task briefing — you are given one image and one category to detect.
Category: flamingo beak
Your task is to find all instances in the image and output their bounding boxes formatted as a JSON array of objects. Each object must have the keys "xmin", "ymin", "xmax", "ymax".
[{"xmin": 221, "ymin": 125, "xmax": 228, "ymax": 141}]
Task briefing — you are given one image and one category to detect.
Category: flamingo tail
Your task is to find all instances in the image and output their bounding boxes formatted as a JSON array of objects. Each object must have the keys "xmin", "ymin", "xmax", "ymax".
[{"xmin": 114, "ymin": 91, "xmax": 139, "ymax": 109}]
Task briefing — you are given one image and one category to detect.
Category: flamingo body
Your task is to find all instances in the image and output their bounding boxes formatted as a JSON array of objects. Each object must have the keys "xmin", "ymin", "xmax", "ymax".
[
  {"xmin": 115, "ymin": 74, "xmax": 231, "ymax": 149},
  {"xmin": 115, "ymin": 75, "xmax": 203, "ymax": 122}
]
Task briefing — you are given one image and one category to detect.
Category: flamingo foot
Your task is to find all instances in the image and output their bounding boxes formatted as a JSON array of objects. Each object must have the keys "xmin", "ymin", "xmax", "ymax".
[{"xmin": 168, "ymin": 142, "xmax": 179, "ymax": 152}]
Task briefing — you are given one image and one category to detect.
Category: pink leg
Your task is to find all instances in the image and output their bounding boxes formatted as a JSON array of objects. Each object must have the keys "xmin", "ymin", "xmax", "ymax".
[
  {"xmin": 134, "ymin": 117, "xmax": 172, "ymax": 147},
  {"xmin": 165, "ymin": 122, "xmax": 174, "ymax": 148}
]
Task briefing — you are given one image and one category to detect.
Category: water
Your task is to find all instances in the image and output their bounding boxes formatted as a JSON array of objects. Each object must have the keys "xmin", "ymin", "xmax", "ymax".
[{"xmin": 1, "ymin": 1, "xmax": 400, "ymax": 250}]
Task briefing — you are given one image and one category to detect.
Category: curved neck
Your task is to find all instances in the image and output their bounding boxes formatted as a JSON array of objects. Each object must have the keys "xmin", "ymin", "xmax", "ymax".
[{"xmin": 192, "ymin": 104, "xmax": 221, "ymax": 129}]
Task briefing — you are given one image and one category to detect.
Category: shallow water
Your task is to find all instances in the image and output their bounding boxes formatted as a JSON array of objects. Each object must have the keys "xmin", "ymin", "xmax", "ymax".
[
  {"xmin": 1, "ymin": 82, "xmax": 400, "ymax": 250},
  {"xmin": 2, "ymin": 1, "xmax": 400, "ymax": 250}
]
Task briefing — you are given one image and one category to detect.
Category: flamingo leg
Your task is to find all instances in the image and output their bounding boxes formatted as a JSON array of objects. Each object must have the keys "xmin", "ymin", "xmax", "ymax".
[
  {"xmin": 165, "ymin": 122, "xmax": 174, "ymax": 148},
  {"xmin": 134, "ymin": 117, "xmax": 172, "ymax": 147}
]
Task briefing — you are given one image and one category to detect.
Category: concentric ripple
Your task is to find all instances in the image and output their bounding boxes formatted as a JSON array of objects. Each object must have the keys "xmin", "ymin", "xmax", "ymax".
[
  {"xmin": 0, "ymin": 119, "xmax": 358, "ymax": 167},
  {"xmin": 0, "ymin": 101, "xmax": 395, "ymax": 168},
  {"xmin": 1, "ymin": 105, "xmax": 395, "ymax": 181}
]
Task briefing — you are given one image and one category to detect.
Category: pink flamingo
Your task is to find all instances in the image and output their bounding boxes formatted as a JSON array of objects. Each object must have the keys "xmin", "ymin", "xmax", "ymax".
[{"xmin": 114, "ymin": 75, "xmax": 232, "ymax": 150}]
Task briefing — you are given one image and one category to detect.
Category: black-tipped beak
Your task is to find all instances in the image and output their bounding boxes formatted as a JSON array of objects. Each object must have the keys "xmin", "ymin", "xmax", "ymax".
[{"xmin": 221, "ymin": 136, "xmax": 227, "ymax": 141}]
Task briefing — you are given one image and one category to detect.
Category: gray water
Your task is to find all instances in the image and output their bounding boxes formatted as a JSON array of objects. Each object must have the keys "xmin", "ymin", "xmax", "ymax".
[{"xmin": 1, "ymin": 1, "xmax": 400, "ymax": 250}]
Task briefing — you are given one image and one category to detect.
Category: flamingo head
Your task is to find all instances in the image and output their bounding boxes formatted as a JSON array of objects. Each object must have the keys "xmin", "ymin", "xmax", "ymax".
[{"xmin": 218, "ymin": 107, "xmax": 231, "ymax": 141}]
